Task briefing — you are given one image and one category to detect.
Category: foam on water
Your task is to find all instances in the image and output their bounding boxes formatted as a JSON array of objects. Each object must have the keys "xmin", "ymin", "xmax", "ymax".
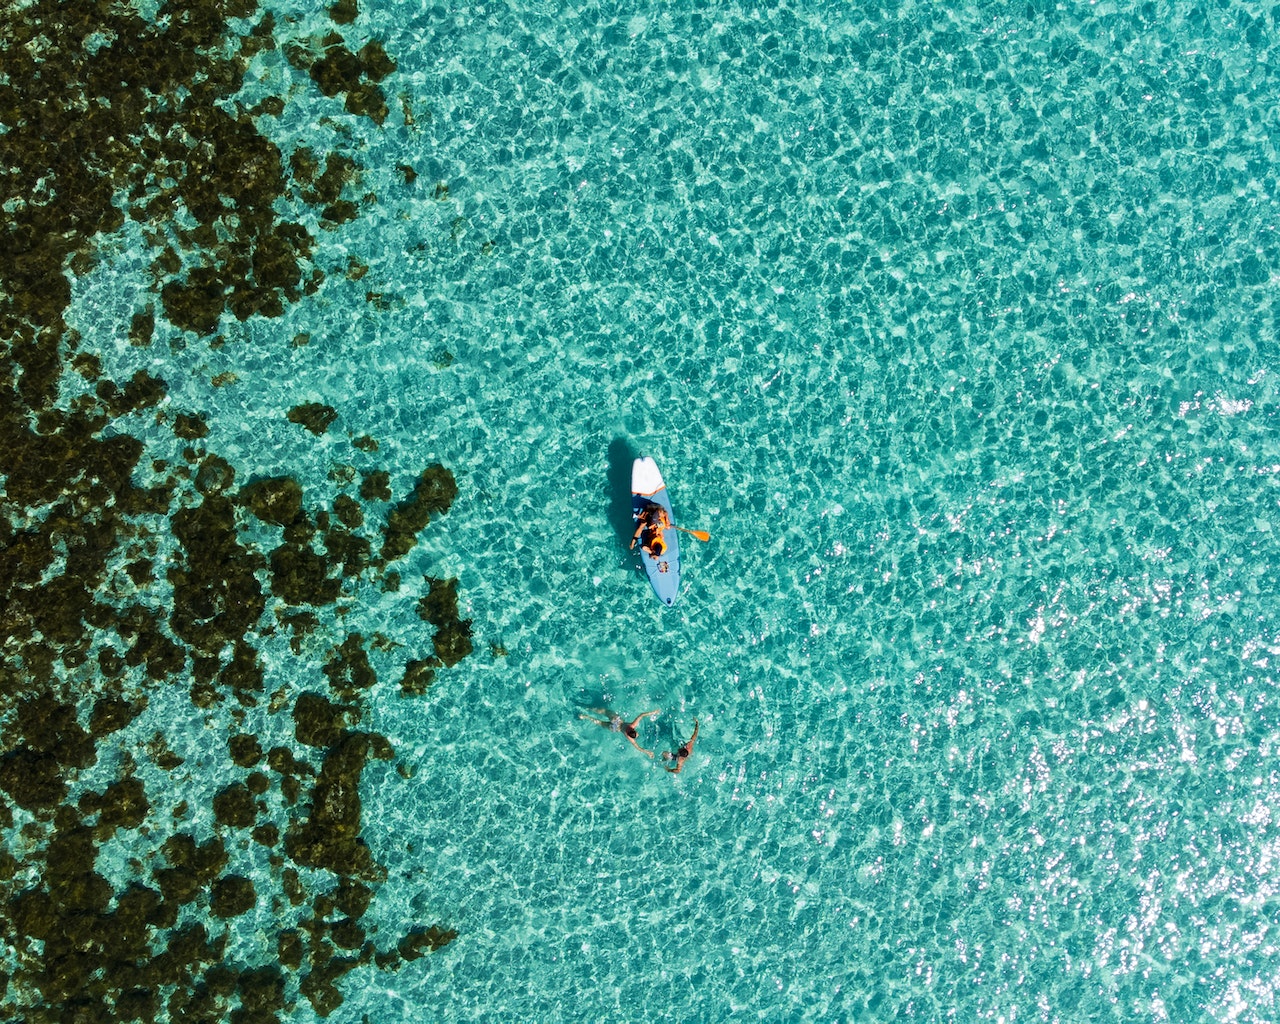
[{"xmin": 54, "ymin": 0, "xmax": 1280, "ymax": 1021}]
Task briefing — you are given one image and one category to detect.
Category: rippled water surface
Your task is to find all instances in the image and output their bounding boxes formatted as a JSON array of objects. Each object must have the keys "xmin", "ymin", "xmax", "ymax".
[{"xmin": 44, "ymin": 1, "xmax": 1280, "ymax": 1021}]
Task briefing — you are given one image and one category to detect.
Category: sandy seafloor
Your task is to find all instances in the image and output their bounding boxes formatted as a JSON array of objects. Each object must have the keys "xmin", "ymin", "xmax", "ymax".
[{"xmin": 45, "ymin": 0, "xmax": 1280, "ymax": 1021}]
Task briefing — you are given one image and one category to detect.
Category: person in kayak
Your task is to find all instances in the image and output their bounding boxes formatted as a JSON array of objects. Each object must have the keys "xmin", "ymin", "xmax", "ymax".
[
  {"xmin": 631, "ymin": 502, "xmax": 671, "ymax": 558},
  {"xmin": 663, "ymin": 718, "xmax": 699, "ymax": 773},
  {"xmin": 579, "ymin": 707, "xmax": 660, "ymax": 757}
]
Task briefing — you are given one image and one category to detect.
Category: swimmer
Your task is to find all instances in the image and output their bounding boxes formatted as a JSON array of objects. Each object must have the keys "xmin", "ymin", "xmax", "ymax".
[
  {"xmin": 578, "ymin": 707, "xmax": 660, "ymax": 757},
  {"xmin": 663, "ymin": 718, "xmax": 699, "ymax": 774}
]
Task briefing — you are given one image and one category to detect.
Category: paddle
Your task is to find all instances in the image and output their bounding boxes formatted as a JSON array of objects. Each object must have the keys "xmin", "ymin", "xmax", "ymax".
[{"xmin": 675, "ymin": 526, "xmax": 711, "ymax": 542}]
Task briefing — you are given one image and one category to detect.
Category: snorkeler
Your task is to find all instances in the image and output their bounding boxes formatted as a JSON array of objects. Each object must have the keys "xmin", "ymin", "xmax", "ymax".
[
  {"xmin": 578, "ymin": 707, "xmax": 660, "ymax": 757},
  {"xmin": 630, "ymin": 502, "xmax": 671, "ymax": 558},
  {"xmin": 663, "ymin": 718, "xmax": 699, "ymax": 774}
]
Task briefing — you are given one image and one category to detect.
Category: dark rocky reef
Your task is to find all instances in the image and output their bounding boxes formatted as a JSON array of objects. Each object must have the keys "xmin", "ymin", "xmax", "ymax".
[
  {"xmin": 288, "ymin": 402, "xmax": 339, "ymax": 435},
  {"xmin": 0, "ymin": 2, "xmax": 463, "ymax": 1021}
]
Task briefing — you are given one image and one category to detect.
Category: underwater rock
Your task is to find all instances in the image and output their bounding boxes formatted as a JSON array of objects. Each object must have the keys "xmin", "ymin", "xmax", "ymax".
[
  {"xmin": 171, "ymin": 414, "xmax": 208, "ymax": 445},
  {"xmin": 210, "ymin": 875, "xmax": 256, "ymax": 918},
  {"xmin": 416, "ymin": 575, "xmax": 461, "ymax": 627},
  {"xmin": 12, "ymin": 694, "xmax": 97, "ymax": 768},
  {"xmin": 380, "ymin": 464, "xmax": 458, "ymax": 561},
  {"xmin": 0, "ymin": 747, "xmax": 68, "ymax": 810},
  {"xmin": 0, "ymin": 429, "xmax": 156, "ymax": 673},
  {"xmin": 359, "ymin": 470, "xmax": 391, "ymax": 501},
  {"xmin": 96, "ymin": 368, "xmax": 167, "ymax": 417},
  {"xmin": 432, "ymin": 619, "xmax": 474, "ymax": 668},
  {"xmin": 307, "ymin": 35, "xmax": 363, "ymax": 97},
  {"xmin": 240, "ymin": 476, "xmax": 304, "ymax": 526},
  {"xmin": 322, "ymin": 634, "xmax": 376, "ymax": 698},
  {"xmin": 416, "ymin": 576, "xmax": 473, "ymax": 667},
  {"xmin": 195, "ymin": 453, "xmax": 236, "ymax": 495},
  {"xmin": 322, "ymin": 198, "xmax": 359, "ymax": 226},
  {"xmin": 288, "ymin": 30, "xmax": 393, "ymax": 129},
  {"xmin": 284, "ymin": 731, "xmax": 388, "ymax": 880},
  {"xmin": 213, "ymin": 783, "xmax": 258, "ymax": 828},
  {"xmin": 169, "ymin": 496, "xmax": 267, "ymax": 654},
  {"xmin": 161, "ymin": 267, "xmax": 230, "ymax": 336},
  {"xmin": 153, "ymin": 834, "xmax": 229, "ymax": 907},
  {"xmin": 278, "ymin": 609, "xmax": 321, "ymax": 654},
  {"xmin": 323, "ymin": 523, "xmax": 370, "ymax": 577},
  {"xmin": 97, "ymin": 648, "xmax": 126, "ymax": 678},
  {"xmin": 278, "ymin": 929, "xmax": 304, "ymax": 970},
  {"xmin": 345, "ymin": 81, "xmax": 389, "ymax": 124},
  {"xmin": 331, "ymin": 917, "xmax": 365, "ymax": 950},
  {"xmin": 268, "ymin": 745, "xmax": 314, "ymax": 780},
  {"xmin": 311, "ymin": 153, "xmax": 358, "ymax": 208},
  {"xmin": 124, "ymin": 558, "xmax": 154, "ymax": 586},
  {"xmin": 235, "ymin": 964, "xmax": 286, "ymax": 1020},
  {"xmin": 287, "ymin": 402, "xmax": 338, "ymax": 435},
  {"xmin": 229, "ymin": 734, "xmax": 264, "ymax": 767},
  {"xmin": 294, "ymin": 692, "xmax": 355, "ymax": 748},
  {"xmin": 397, "ymin": 925, "xmax": 458, "ymax": 959},
  {"xmin": 299, "ymin": 951, "xmax": 356, "ymax": 1018},
  {"xmin": 335, "ymin": 878, "xmax": 374, "ymax": 919},
  {"xmin": 252, "ymin": 822, "xmax": 279, "ymax": 848},
  {"xmin": 399, "ymin": 659, "xmax": 436, "ymax": 697},
  {"xmin": 269, "ymin": 541, "xmax": 341, "ymax": 605},
  {"xmin": 82, "ymin": 777, "xmax": 150, "ymax": 836},
  {"xmin": 118, "ymin": 604, "xmax": 186, "ymax": 681},
  {"xmin": 89, "ymin": 697, "xmax": 145, "ymax": 736},
  {"xmin": 128, "ymin": 308, "xmax": 155, "ymax": 347},
  {"xmin": 333, "ymin": 493, "xmax": 364, "ymax": 528},
  {"xmin": 357, "ymin": 41, "xmax": 396, "ymax": 82},
  {"xmin": 219, "ymin": 639, "xmax": 266, "ymax": 704},
  {"xmin": 281, "ymin": 867, "xmax": 306, "ymax": 907},
  {"xmin": 120, "ymin": 615, "xmax": 165, "ymax": 679},
  {"xmin": 72, "ymin": 351, "xmax": 102, "ymax": 381},
  {"xmin": 289, "ymin": 146, "xmax": 320, "ymax": 187},
  {"xmin": 173, "ymin": 412, "xmax": 211, "ymax": 440}
]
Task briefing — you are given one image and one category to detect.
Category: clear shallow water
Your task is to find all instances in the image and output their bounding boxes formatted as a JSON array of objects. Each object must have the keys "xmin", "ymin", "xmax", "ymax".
[{"xmin": 69, "ymin": 1, "xmax": 1279, "ymax": 1020}]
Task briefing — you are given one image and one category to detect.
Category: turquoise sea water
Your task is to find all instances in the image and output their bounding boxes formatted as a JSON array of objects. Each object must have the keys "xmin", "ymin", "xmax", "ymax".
[{"xmin": 54, "ymin": 1, "xmax": 1280, "ymax": 1021}]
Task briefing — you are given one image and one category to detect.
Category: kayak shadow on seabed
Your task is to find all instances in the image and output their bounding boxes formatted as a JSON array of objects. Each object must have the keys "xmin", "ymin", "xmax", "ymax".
[{"xmin": 606, "ymin": 436, "xmax": 640, "ymax": 558}]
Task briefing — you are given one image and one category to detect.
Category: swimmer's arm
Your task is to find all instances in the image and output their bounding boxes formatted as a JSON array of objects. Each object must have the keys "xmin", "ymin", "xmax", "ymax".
[{"xmin": 629, "ymin": 710, "xmax": 659, "ymax": 756}]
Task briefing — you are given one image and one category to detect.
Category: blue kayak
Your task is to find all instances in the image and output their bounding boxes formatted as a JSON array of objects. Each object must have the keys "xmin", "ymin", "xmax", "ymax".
[{"xmin": 631, "ymin": 457, "xmax": 681, "ymax": 606}]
